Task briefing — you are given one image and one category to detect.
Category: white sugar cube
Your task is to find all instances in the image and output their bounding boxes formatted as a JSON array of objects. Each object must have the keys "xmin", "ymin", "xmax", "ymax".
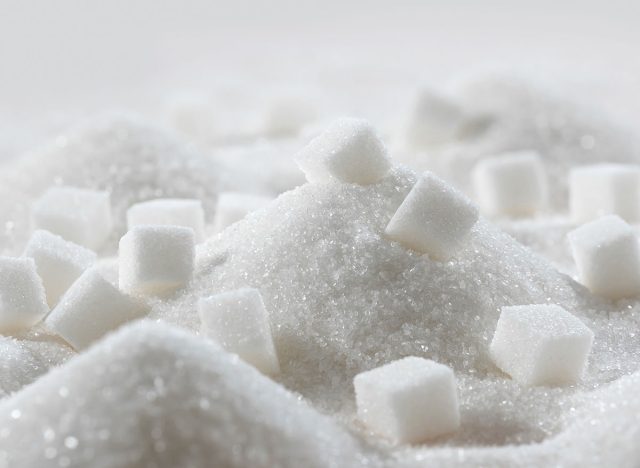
[
  {"xmin": 472, "ymin": 151, "xmax": 548, "ymax": 217},
  {"xmin": 198, "ymin": 288, "xmax": 280, "ymax": 375},
  {"xmin": 119, "ymin": 225, "xmax": 195, "ymax": 296},
  {"xmin": 385, "ymin": 172, "xmax": 479, "ymax": 260},
  {"xmin": 354, "ymin": 357, "xmax": 460, "ymax": 444},
  {"xmin": 569, "ymin": 164, "xmax": 640, "ymax": 223},
  {"xmin": 490, "ymin": 304, "xmax": 594, "ymax": 386},
  {"xmin": 22, "ymin": 230, "xmax": 97, "ymax": 307},
  {"xmin": 0, "ymin": 257, "xmax": 48, "ymax": 332},
  {"xmin": 46, "ymin": 268, "xmax": 147, "ymax": 350},
  {"xmin": 568, "ymin": 215, "xmax": 640, "ymax": 299},
  {"xmin": 294, "ymin": 117, "xmax": 392, "ymax": 185},
  {"xmin": 213, "ymin": 192, "xmax": 272, "ymax": 233},
  {"xmin": 31, "ymin": 186, "xmax": 113, "ymax": 250},
  {"xmin": 127, "ymin": 198, "xmax": 206, "ymax": 242}
]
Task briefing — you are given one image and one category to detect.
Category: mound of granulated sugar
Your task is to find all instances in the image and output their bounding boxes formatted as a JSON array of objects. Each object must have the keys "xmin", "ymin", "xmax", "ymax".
[
  {"xmin": 401, "ymin": 77, "xmax": 640, "ymax": 212},
  {"xmin": 0, "ymin": 321, "xmax": 369, "ymax": 468},
  {"xmin": 0, "ymin": 115, "xmax": 220, "ymax": 255},
  {"xmin": 153, "ymin": 167, "xmax": 587, "ymax": 408},
  {"xmin": 149, "ymin": 163, "xmax": 640, "ymax": 463}
]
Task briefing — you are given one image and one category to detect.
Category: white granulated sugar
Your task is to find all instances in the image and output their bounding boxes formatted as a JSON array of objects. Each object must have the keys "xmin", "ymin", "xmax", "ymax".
[
  {"xmin": 472, "ymin": 150, "xmax": 548, "ymax": 217},
  {"xmin": 354, "ymin": 356, "xmax": 460, "ymax": 443},
  {"xmin": 385, "ymin": 171, "xmax": 479, "ymax": 260},
  {"xmin": 23, "ymin": 230, "xmax": 97, "ymax": 307},
  {"xmin": 0, "ymin": 115, "xmax": 220, "ymax": 255},
  {"xmin": 490, "ymin": 304, "xmax": 594, "ymax": 386},
  {"xmin": 0, "ymin": 257, "xmax": 48, "ymax": 332},
  {"xmin": 199, "ymin": 288, "xmax": 280, "ymax": 375},
  {"xmin": 569, "ymin": 164, "xmax": 640, "ymax": 224},
  {"xmin": 402, "ymin": 77, "xmax": 640, "ymax": 212},
  {"xmin": 153, "ymin": 166, "xmax": 596, "ymax": 422},
  {"xmin": 46, "ymin": 268, "xmax": 148, "ymax": 350},
  {"xmin": 127, "ymin": 198, "xmax": 206, "ymax": 242},
  {"xmin": 294, "ymin": 117, "xmax": 392, "ymax": 185},
  {"xmin": 31, "ymin": 186, "xmax": 112, "ymax": 250},
  {"xmin": 119, "ymin": 226, "xmax": 195, "ymax": 296},
  {"xmin": 568, "ymin": 215, "xmax": 640, "ymax": 299},
  {"xmin": 213, "ymin": 192, "xmax": 273, "ymax": 233},
  {"xmin": 0, "ymin": 321, "xmax": 367, "ymax": 468}
]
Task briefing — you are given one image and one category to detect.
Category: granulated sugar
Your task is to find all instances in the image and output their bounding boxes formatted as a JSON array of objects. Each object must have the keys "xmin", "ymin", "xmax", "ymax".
[
  {"xmin": 3, "ymin": 80, "xmax": 640, "ymax": 465},
  {"xmin": 401, "ymin": 77, "xmax": 640, "ymax": 212},
  {"xmin": 0, "ymin": 321, "xmax": 369, "ymax": 468},
  {"xmin": 0, "ymin": 115, "xmax": 220, "ymax": 255},
  {"xmin": 148, "ymin": 162, "xmax": 640, "ymax": 465}
]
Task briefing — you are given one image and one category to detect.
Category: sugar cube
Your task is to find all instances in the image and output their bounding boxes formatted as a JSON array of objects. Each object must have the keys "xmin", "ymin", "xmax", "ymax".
[
  {"xmin": 490, "ymin": 304, "xmax": 594, "ymax": 386},
  {"xmin": 567, "ymin": 215, "xmax": 640, "ymax": 299},
  {"xmin": 119, "ymin": 225, "xmax": 195, "ymax": 296},
  {"xmin": 126, "ymin": 198, "xmax": 206, "ymax": 242},
  {"xmin": 406, "ymin": 90, "xmax": 464, "ymax": 149},
  {"xmin": 472, "ymin": 150, "xmax": 548, "ymax": 217},
  {"xmin": 354, "ymin": 357, "xmax": 460, "ymax": 443},
  {"xmin": 31, "ymin": 186, "xmax": 113, "ymax": 250},
  {"xmin": 45, "ymin": 268, "xmax": 147, "ymax": 350},
  {"xmin": 0, "ymin": 257, "xmax": 48, "ymax": 332},
  {"xmin": 22, "ymin": 230, "xmax": 97, "ymax": 307},
  {"xmin": 294, "ymin": 117, "xmax": 392, "ymax": 185},
  {"xmin": 213, "ymin": 192, "xmax": 272, "ymax": 233},
  {"xmin": 385, "ymin": 171, "xmax": 479, "ymax": 260},
  {"xmin": 569, "ymin": 164, "xmax": 640, "ymax": 224},
  {"xmin": 198, "ymin": 288, "xmax": 280, "ymax": 375}
]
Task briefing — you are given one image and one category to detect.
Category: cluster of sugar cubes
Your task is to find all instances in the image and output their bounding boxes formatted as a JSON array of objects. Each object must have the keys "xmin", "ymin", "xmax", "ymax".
[{"xmin": 1, "ymin": 187, "xmax": 203, "ymax": 350}]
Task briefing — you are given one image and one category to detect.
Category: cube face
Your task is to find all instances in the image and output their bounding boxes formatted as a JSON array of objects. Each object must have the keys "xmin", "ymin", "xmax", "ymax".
[
  {"xmin": 354, "ymin": 357, "xmax": 460, "ymax": 444},
  {"xmin": 472, "ymin": 151, "xmax": 547, "ymax": 217},
  {"xmin": 0, "ymin": 257, "xmax": 49, "ymax": 331},
  {"xmin": 23, "ymin": 230, "xmax": 97, "ymax": 307},
  {"xmin": 198, "ymin": 288, "xmax": 280, "ymax": 375},
  {"xmin": 45, "ymin": 268, "xmax": 148, "ymax": 350},
  {"xmin": 568, "ymin": 215, "xmax": 640, "ymax": 299},
  {"xmin": 569, "ymin": 164, "xmax": 640, "ymax": 224},
  {"xmin": 31, "ymin": 186, "xmax": 113, "ymax": 250},
  {"xmin": 490, "ymin": 304, "xmax": 594, "ymax": 386},
  {"xmin": 385, "ymin": 172, "xmax": 479, "ymax": 260},
  {"xmin": 126, "ymin": 198, "xmax": 206, "ymax": 242},
  {"xmin": 213, "ymin": 192, "xmax": 272, "ymax": 233},
  {"xmin": 119, "ymin": 226, "xmax": 195, "ymax": 296},
  {"xmin": 294, "ymin": 118, "xmax": 391, "ymax": 185}
]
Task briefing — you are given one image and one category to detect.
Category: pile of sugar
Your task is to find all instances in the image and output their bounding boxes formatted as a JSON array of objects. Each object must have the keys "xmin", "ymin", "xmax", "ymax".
[
  {"xmin": 2, "ymin": 104, "xmax": 640, "ymax": 465},
  {"xmin": 0, "ymin": 115, "xmax": 220, "ymax": 255},
  {"xmin": 0, "ymin": 321, "xmax": 369, "ymax": 468},
  {"xmin": 402, "ymin": 77, "xmax": 640, "ymax": 212}
]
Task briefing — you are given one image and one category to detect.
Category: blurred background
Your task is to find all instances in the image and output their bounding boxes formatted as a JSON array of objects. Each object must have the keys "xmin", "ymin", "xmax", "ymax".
[{"xmin": 1, "ymin": 0, "xmax": 640, "ymax": 159}]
